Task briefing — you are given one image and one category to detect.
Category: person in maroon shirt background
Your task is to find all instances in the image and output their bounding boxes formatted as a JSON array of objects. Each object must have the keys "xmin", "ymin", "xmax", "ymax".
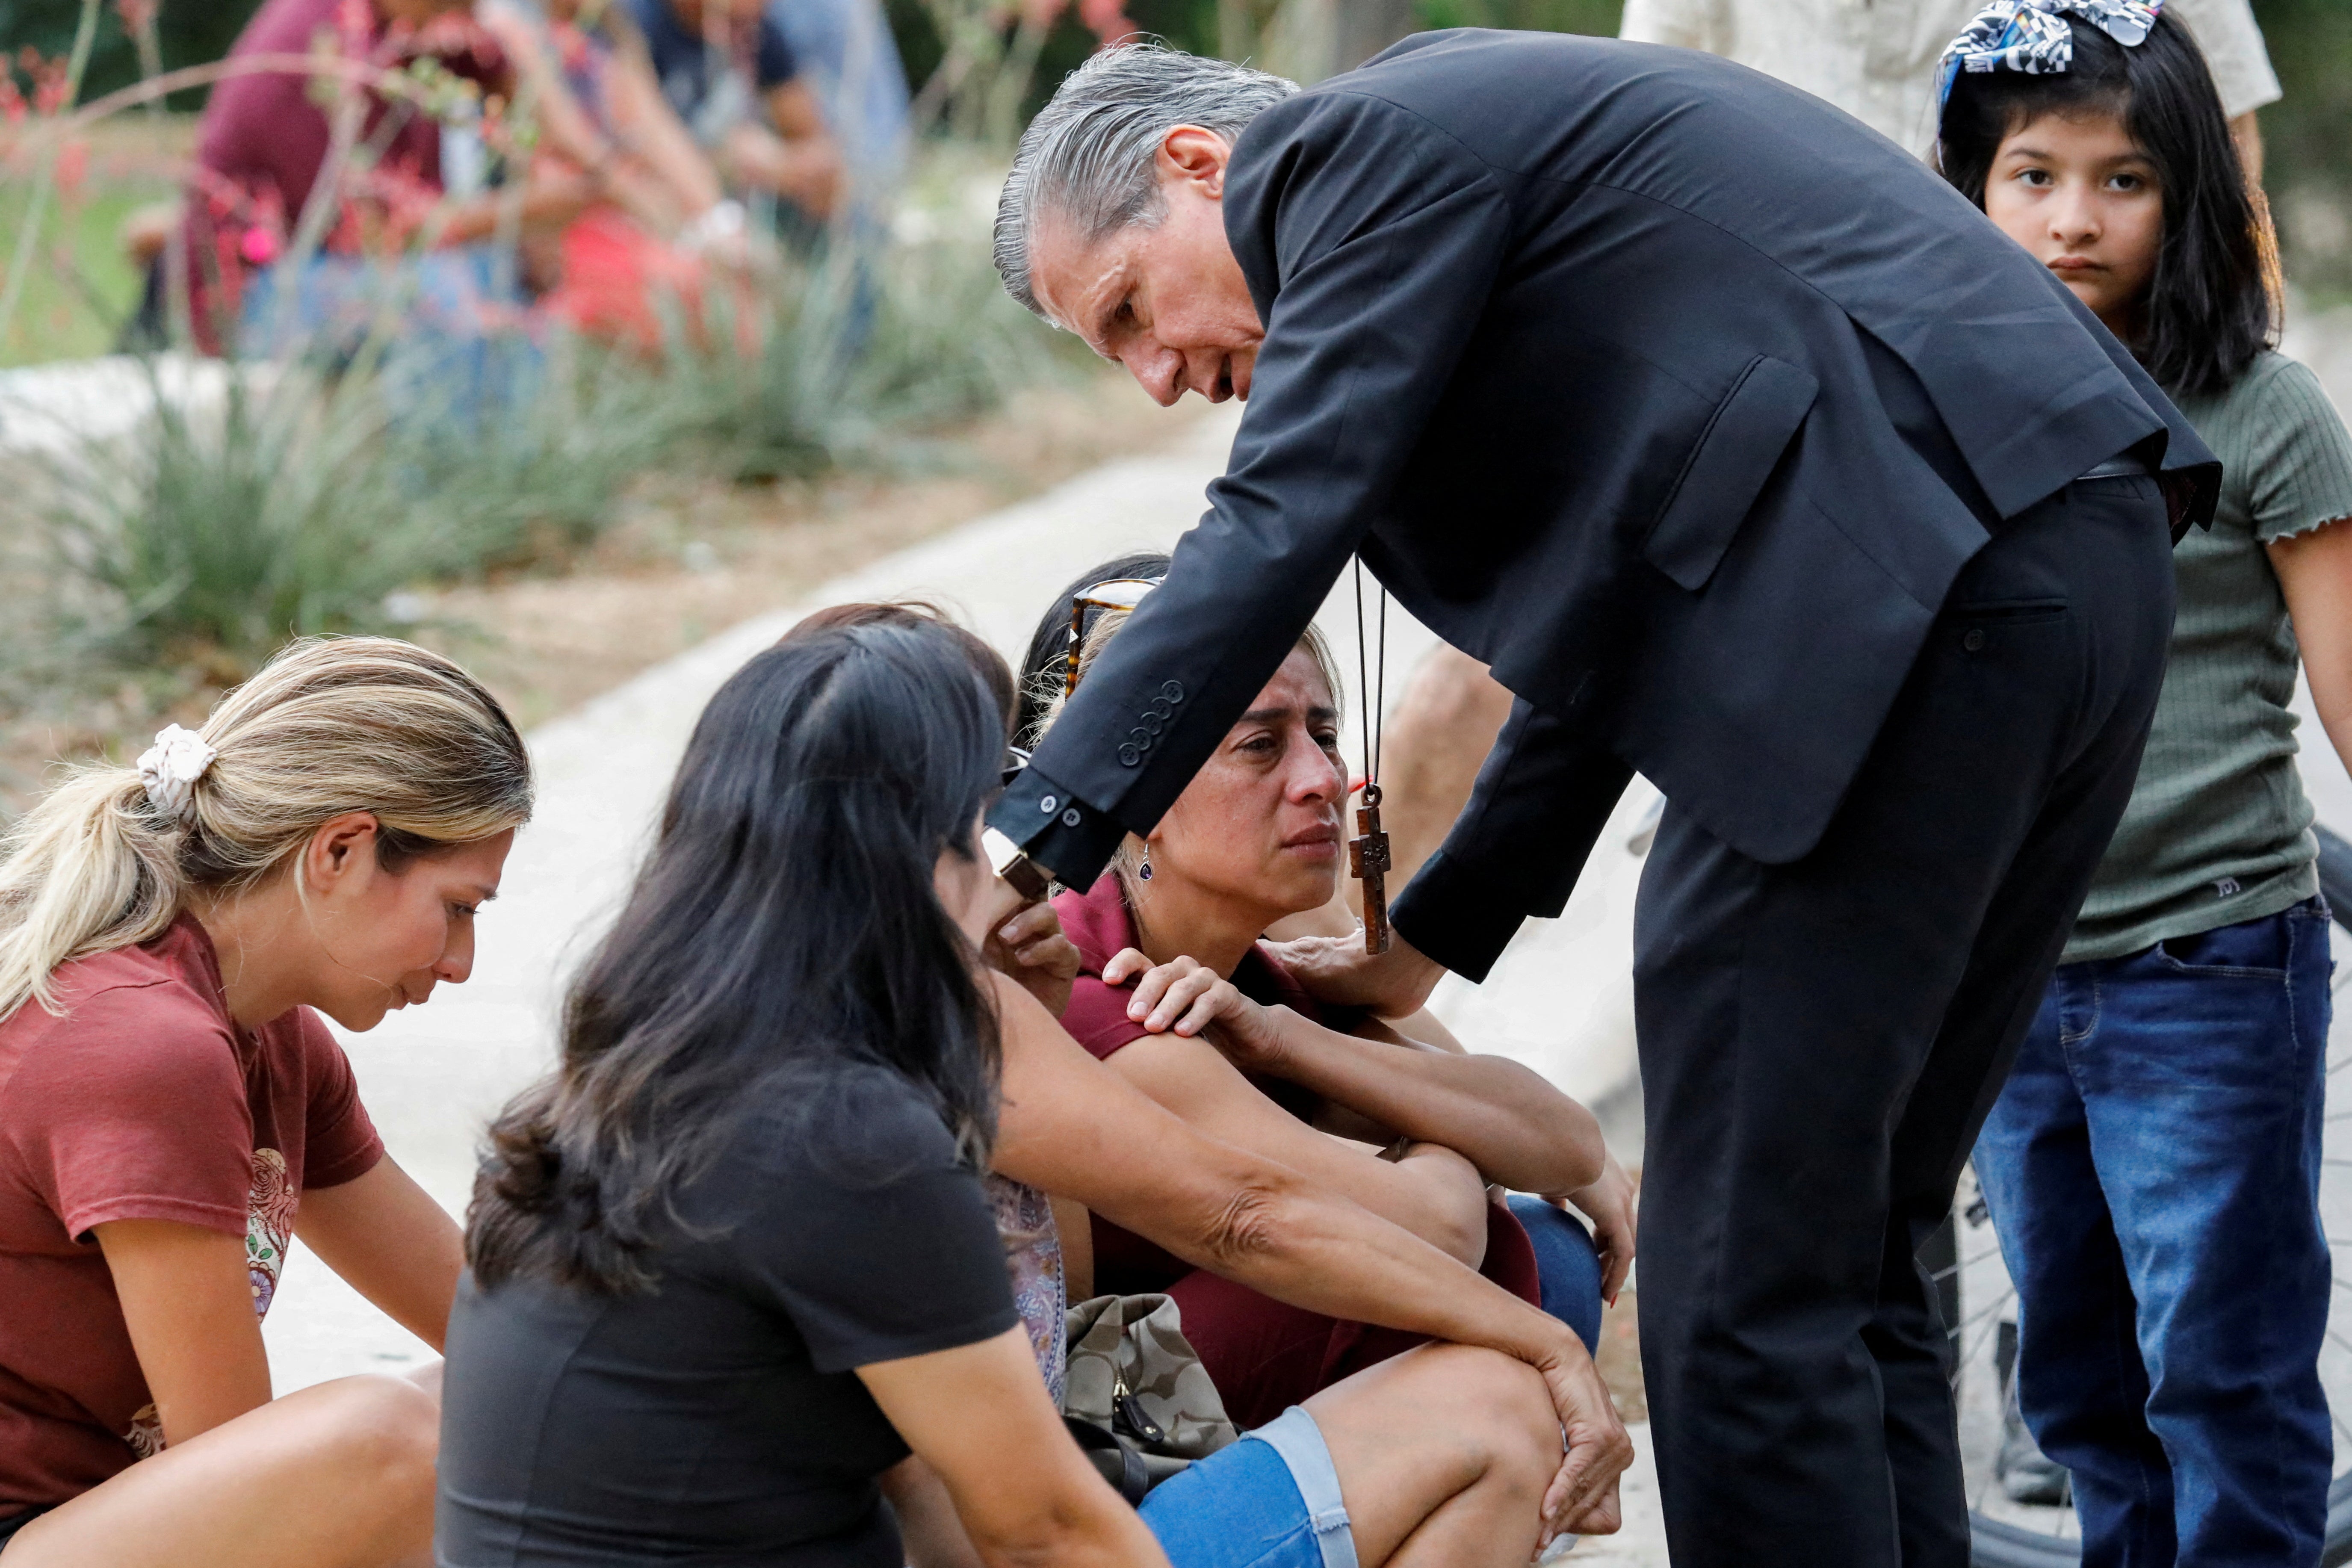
[
  {"xmin": 0, "ymin": 637, "xmax": 530, "ymax": 1568},
  {"xmin": 175, "ymin": 0, "xmax": 594, "ymax": 355},
  {"xmin": 1017, "ymin": 554, "xmax": 1635, "ymax": 1427}
]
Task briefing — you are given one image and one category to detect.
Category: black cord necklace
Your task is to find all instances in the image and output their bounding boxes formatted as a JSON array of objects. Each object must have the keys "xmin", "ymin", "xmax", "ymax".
[{"xmin": 1350, "ymin": 557, "xmax": 1393, "ymax": 955}]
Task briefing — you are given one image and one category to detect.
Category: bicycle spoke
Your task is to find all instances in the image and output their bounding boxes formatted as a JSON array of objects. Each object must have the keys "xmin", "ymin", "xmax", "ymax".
[{"xmin": 1929, "ymin": 1243, "xmax": 2009, "ymax": 1286}]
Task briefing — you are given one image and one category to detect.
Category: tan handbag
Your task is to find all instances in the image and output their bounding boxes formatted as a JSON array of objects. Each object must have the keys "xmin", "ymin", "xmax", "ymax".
[{"xmin": 1060, "ymin": 1293, "xmax": 1237, "ymax": 1499}]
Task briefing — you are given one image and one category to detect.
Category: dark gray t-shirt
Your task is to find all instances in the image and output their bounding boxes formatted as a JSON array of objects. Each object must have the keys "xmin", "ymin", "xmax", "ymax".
[
  {"xmin": 2066, "ymin": 351, "xmax": 2352, "ymax": 960},
  {"xmin": 435, "ymin": 1067, "xmax": 1016, "ymax": 1567}
]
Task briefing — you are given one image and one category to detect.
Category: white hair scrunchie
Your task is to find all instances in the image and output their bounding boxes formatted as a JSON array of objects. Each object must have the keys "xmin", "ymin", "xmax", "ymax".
[
  {"xmin": 136, "ymin": 723, "xmax": 218, "ymax": 826},
  {"xmin": 1936, "ymin": 0, "xmax": 2163, "ymax": 114}
]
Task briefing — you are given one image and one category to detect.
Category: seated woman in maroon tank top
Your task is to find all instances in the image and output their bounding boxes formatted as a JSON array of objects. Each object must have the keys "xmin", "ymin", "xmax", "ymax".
[{"xmin": 1018, "ymin": 554, "xmax": 1637, "ymax": 1427}]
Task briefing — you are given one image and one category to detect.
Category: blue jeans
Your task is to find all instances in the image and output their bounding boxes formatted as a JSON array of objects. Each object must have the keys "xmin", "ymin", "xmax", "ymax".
[
  {"xmin": 1506, "ymin": 1194, "xmax": 1606, "ymax": 1354},
  {"xmin": 1973, "ymin": 898, "xmax": 2334, "ymax": 1567},
  {"xmin": 239, "ymin": 246, "xmax": 540, "ymax": 430},
  {"xmin": 1141, "ymin": 1406, "xmax": 1356, "ymax": 1568}
]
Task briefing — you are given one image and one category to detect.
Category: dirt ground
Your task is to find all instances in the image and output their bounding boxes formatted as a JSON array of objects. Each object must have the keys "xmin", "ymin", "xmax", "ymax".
[
  {"xmin": 404, "ymin": 371, "xmax": 1204, "ymax": 732},
  {"xmin": 0, "ymin": 370, "xmax": 1200, "ymax": 800},
  {"xmin": 1597, "ymin": 1288, "xmax": 1647, "ymax": 1423}
]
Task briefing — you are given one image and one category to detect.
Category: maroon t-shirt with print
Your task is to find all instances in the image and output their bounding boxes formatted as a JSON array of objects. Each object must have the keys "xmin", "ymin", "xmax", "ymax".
[
  {"xmin": 0, "ymin": 916, "xmax": 383, "ymax": 1518},
  {"xmin": 1050, "ymin": 875, "xmax": 1542, "ymax": 1428}
]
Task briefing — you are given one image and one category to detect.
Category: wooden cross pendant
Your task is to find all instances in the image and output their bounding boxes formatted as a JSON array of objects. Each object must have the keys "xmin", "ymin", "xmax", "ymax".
[{"xmin": 1349, "ymin": 783, "xmax": 1393, "ymax": 955}]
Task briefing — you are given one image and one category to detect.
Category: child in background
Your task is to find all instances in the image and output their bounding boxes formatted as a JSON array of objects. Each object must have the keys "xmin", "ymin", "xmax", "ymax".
[
  {"xmin": 1938, "ymin": 3, "xmax": 2352, "ymax": 1562},
  {"xmin": 0, "ymin": 639, "xmax": 529, "ymax": 1568}
]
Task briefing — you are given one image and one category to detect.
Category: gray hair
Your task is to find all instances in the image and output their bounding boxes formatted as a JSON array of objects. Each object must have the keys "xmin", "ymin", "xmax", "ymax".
[{"xmin": 995, "ymin": 43, "xmax": 1298, "ymax": 318}]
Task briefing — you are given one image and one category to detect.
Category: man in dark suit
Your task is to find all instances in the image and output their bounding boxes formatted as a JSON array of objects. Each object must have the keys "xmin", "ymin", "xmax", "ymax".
[{"xmin": 987, "ymin": 31, "xmax": 2216, "ymax": 1568}]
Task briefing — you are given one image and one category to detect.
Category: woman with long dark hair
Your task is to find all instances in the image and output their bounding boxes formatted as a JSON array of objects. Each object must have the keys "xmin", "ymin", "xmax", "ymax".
[
  {"xmin": 440, "ymin": 610, "xmax": 1631, "ymax": 1568},
  {"xmin": 1938, "ymin": 5, "xmax": 2352, "ymax": 1559}
]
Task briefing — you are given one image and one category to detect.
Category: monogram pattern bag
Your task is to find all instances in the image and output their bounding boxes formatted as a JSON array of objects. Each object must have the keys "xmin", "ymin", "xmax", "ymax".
[{"xmin": 1060, "ymin": 1293, "xmax": 1238, "ymax": 1500}]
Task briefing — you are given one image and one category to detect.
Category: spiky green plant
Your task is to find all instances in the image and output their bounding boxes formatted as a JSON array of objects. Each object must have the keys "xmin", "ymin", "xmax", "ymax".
[{"xmin": 15, "ymin": 340, "xmax": 658, "ymax": 677}]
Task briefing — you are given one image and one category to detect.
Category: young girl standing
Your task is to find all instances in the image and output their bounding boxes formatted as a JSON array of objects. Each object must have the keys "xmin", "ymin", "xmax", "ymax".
[
  {"xmin": 0, "ymin": 638, "xmax": 532, "ymax": 1568},
  {"xmin": 1938, "ymin": 5, "xmax": 2352, "ymax": 1562}
]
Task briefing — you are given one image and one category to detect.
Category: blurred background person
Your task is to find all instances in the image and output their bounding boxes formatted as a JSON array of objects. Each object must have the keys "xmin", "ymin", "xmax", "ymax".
[
  {"xmin": 171, "ymin": 0, "xmax": 572, "ymax": 357},
  {"xmin": 478, "ymin": 0, "xmax": 760, "ymax": 352},
  {"xmin": 622, "ymin": 0, "xmax": 843, "ymax": 227},
  {"xmin": 765, "ymin": 0, "xmax": 910, "ymax": 226}
]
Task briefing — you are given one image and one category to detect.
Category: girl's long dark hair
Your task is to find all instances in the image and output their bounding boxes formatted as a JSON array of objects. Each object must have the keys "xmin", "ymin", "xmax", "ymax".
[
  {"xmin": 469, "ymin": 616, "xmax": 1010, "ymax": 1294},
  {"xmin": 1936, "ymin": 12, "xmax": 2278, "ymax": 399}
]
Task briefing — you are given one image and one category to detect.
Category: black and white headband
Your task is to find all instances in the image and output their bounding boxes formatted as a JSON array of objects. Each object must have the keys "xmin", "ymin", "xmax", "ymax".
[{"xmin": 1935, "ymin": 0, "xmax": 2163, "ymax": 118}]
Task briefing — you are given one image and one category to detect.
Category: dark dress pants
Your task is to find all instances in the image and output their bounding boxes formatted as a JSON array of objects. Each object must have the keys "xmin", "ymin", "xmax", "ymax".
[{"xmin": 1632, "ymin": 472, "xmax": 2176, "ymax": 1568}]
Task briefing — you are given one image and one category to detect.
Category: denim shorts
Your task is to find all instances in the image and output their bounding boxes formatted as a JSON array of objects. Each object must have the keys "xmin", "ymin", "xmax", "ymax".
[{"xmin": 1138, "ymin": 1406, "xmax": 1357, "ymax": 1568}]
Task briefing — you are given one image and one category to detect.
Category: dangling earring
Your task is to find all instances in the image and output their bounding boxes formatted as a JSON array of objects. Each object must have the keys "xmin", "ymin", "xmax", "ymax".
[{"xmin": 1138, "ymin": 844, "xmax": 1153, "ymax": 881}]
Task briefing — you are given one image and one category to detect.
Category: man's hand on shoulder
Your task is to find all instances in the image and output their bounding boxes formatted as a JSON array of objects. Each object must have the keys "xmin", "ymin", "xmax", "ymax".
[{"xmin": 1265, "ymin": 926, "xmax": 1446, "ymax": 1017}]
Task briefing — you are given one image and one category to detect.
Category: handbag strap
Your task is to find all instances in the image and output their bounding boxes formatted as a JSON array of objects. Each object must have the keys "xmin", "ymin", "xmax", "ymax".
[{"xmin": 1062, "ymin": 1416, "xmax": 1152, "ymax": 1505}]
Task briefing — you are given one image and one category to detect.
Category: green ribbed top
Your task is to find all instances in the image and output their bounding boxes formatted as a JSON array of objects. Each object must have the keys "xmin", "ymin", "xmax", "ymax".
[{"xmin": 2066, "ymin": 350, "xmax": 2352, "ymax": 962}]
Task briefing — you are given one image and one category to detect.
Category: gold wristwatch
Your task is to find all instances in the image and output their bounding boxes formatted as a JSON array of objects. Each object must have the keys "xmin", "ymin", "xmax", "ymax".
[{"xmin": 983, "ymin": 827, "xmax": 1052, "ymax": 901}]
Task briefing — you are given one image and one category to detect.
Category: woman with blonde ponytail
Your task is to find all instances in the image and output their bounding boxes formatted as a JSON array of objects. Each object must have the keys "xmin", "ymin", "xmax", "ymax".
[{"xmin": 0, "ymin": 637, "xmax": 532, "ymax": 1568}]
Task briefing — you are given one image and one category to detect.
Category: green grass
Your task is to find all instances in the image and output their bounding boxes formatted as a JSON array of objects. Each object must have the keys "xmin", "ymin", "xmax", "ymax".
[{"xmin": 0, "ymin": 180, "xmax": 172, "ymax": 367}]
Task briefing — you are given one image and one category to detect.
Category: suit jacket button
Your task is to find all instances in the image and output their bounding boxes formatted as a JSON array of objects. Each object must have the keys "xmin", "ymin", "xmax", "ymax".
[
  {"xmin": 1160, "ymin": 681, "xmax": 1184, "ymax": 703},
  {"xmin": 1061, "ymin": 807, "xmax": 1082, "ymax": 827},
  {"xmin": 1129, "ymin": 728, "xmax": 1153, "ymax": 749},
  {"xmin": 1962, "ymin": 629, "xmax": 1986, "ymax": 653},
  {"xmin": 1118, "ymin": 744, "xmax": 1141, "ymax": 767},
  {"xmin": 1140, "ymin": 713, "xmax": 1164, "ymax": 735}
]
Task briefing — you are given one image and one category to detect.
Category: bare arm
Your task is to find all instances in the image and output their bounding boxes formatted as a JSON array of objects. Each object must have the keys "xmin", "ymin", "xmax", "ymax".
[
  {"xmin": 1088, "ymin": 1024, "xmax": 1490, "ymax": 1267},
  {"xmin": 2270, "ymin": 518, "xmax": 2352, "ymax": 780},
  {"xmin": 95, "ymin": 1221, "xmax": 273, "ymax": 1447},
  {"xmin": 476, "ymin": 3, "xmax": 700, "ymax": 236},
  {"xmin": 1111, "ymin": 950, "xmax": 1604, "ymax": 1197},
  {"xmin": 295, "ymin": 1156, "xmax": 465, "ymax": 1353},
  {"xmin": 984, "ymin": 974, "xmax": 1630, "ymax": 1532},
  {"xmin": 429, "ymin": 177, "xmax": 597, "ymax": 247},
  {"xmin": 720, "ymin": 79, "xmax": 842, "ymax": 219},
  {"xmin": 881, "ymin": 1456, "xmax": 987, "ymax": 1568},
  {"xmin": 859, "ymin": 1326, "xmax": 1168, "ymax": 1568},
  {"xmin": 1295, "ymin": 1015, "xmax": 1603, "ymax": 1194},
  {"xmin": 600, "ymin": 31, "xmax": 729, "ymax": 219}
]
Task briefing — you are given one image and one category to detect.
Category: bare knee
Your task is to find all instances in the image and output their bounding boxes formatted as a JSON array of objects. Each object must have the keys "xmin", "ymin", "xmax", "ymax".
[
  {"xmin": 1374, "ymin": 1354, "xmax": 1562, "ymax": 1485},
  {"xmin": 1419, "ymin": 1346, "xmax": 1560, "ymax": 1488},
  {"xmin": 324, "ymin": 1372, "xmax": 440, "ymax": 1506}
]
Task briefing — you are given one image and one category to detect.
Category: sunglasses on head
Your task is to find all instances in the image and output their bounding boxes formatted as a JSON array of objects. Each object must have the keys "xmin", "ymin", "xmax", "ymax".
[{"xmin": 1064, "ymin": 577, "xmax": 1163, "ymax": 696}]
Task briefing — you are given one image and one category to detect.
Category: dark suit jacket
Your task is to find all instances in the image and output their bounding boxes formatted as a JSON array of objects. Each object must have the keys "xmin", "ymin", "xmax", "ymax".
[{"xmin": 992, "ymin": 28, "xmax": 2218, "ymax": 981}]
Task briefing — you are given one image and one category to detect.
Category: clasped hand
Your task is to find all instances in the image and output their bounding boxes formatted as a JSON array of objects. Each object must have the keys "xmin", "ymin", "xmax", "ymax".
[{"xmin": 981, "ymin": 889, "xmax": 1082, "ymax": 1019}]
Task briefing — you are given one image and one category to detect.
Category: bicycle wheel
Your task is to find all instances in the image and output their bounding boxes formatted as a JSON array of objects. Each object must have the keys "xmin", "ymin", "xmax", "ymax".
[{"xmin": 1953, "ymin": 825, "xmax": 2352, "ymax": 1567}]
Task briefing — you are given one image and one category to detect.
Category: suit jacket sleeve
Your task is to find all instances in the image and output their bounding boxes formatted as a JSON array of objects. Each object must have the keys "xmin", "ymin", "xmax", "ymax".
[
  {"xmin": 1389, "ymin": 698, "xmax": 1635, "ymax": 983},
  {"xmin": 993, "ymin": 89, "xmax": 1514, "ymax": 887}
]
